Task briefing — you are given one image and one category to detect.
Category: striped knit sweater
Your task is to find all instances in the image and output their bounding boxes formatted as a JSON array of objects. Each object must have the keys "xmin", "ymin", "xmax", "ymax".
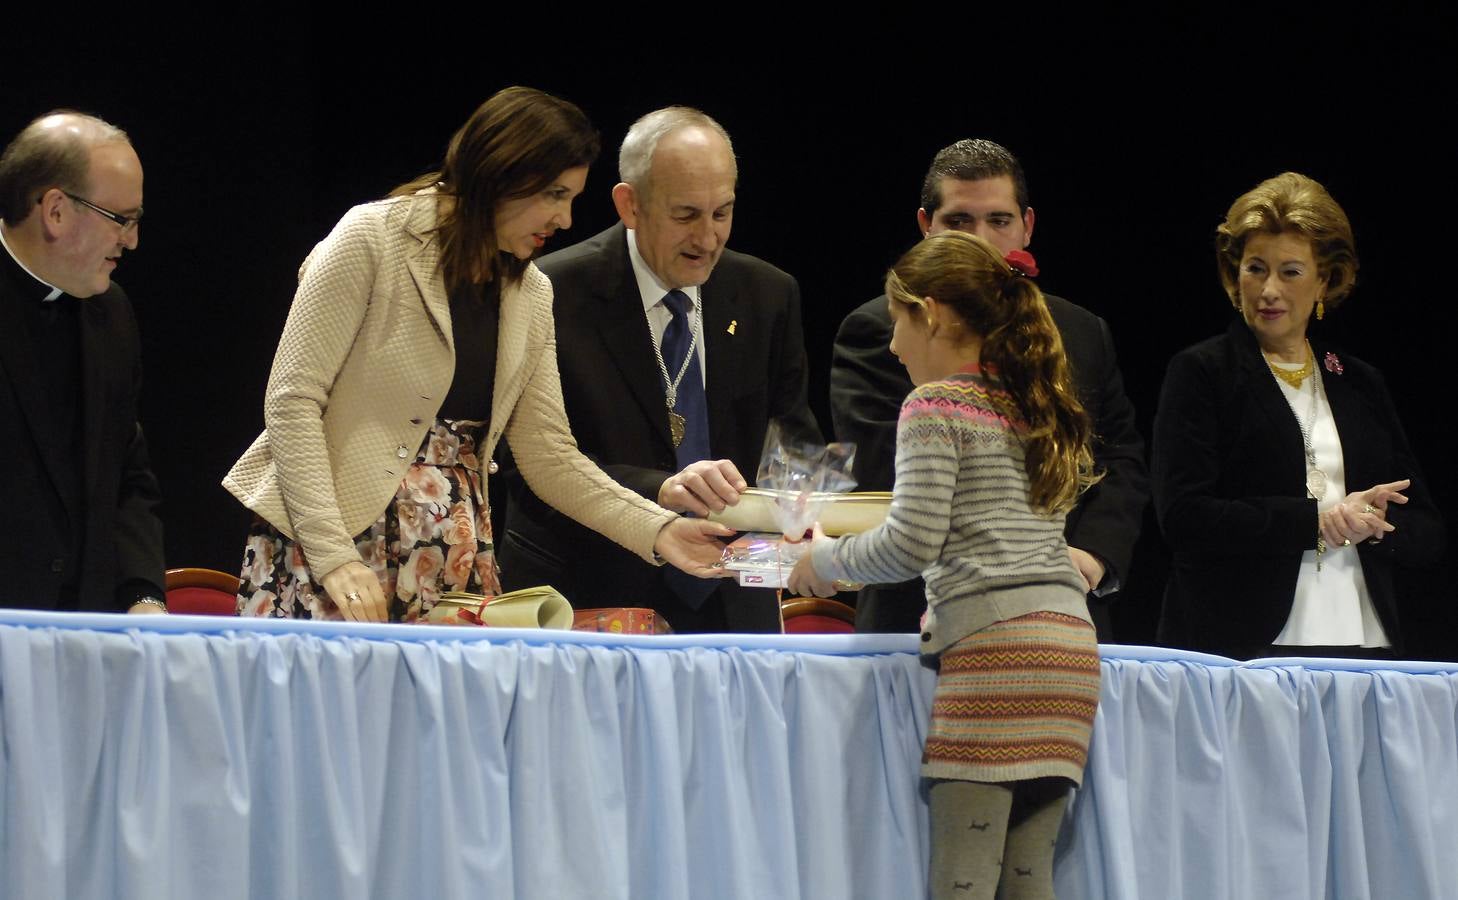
[{"xmin": 812, "ymin": 365, "xmax": 1090, "ymax": 655}]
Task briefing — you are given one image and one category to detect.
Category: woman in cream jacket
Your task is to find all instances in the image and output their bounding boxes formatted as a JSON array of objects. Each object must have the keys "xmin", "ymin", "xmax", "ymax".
[{"xmin": 225, "ymin": 87, "xmax": 729, "ymax": 623}]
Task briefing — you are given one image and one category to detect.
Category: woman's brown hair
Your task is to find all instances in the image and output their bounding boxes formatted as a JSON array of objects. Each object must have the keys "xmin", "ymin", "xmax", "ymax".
[
  {"xmin": 885, "ymin": 231, "xmax": 1099, "ymax": 513},
  {"xmin": 392, "ymin": 86, "xmax": 599, "ymax": 296}
]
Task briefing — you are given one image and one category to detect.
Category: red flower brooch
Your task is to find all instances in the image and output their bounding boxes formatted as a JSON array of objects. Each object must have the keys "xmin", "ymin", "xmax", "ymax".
[
  {"xmin": 1004, "ymin": 249, "xmax": 1039, "ymax": 277},
  {"xmin": 1323, "ymin": 351, "xmax": 1344, "ymax": 375}
]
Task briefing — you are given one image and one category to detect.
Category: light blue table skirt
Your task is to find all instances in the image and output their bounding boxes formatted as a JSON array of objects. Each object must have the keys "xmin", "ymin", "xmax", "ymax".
[{"xmin": 1, "ymin": 610, "xmax": 1455, "ymax": 899}]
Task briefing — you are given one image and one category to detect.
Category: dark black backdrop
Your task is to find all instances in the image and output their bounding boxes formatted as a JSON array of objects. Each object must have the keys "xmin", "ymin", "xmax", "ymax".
[{"xmin": 5, "ymin": 14, "xmax": 1455, "ymax": 653}]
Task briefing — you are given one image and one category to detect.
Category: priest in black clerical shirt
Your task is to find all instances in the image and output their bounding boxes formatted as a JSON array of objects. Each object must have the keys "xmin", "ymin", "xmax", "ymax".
[{"xmin": 0, "ymin": 111, "xmax": 165, "ymax": 613}]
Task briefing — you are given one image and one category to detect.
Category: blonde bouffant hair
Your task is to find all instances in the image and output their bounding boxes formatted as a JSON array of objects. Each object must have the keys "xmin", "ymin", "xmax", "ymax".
[{"xmin": 1216, "ymin": 172, "xmax": 1358, "ymax": 311}]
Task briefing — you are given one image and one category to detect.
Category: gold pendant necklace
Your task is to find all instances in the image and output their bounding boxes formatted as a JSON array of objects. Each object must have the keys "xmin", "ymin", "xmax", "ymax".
[
  {"xmin": 649, "ymin": 296, "xmax": 700, "ymax": 450},
  {"xmin": 1265, "ymin": 341, "xmax": 1314, "ymax": 388}
]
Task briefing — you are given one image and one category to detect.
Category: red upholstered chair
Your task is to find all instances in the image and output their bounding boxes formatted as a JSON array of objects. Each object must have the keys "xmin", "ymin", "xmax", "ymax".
[
  {"xmin": 781, "ymin": 597, "xmax": 856, "ymax": 634},
  {"xmin": 164, "ymin": 567, "xmax": 241, "ymax": 616}
]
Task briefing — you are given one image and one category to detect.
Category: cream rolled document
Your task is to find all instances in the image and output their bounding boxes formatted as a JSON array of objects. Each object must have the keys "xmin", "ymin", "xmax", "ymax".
[
  {"xmin": 431, "ymin": 586, "xmax": 575, "ymax": 629},
  {"xmin": 707, "ymin": 488, "xmax": 892, "ymax": 536}
]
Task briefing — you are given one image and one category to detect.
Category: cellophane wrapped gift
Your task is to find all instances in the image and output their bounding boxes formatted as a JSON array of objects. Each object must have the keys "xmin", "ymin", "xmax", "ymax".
[
  {"xmin": 721, "ymin": 533, "xmax": 798, "ymax": 588},
  {"xmin": 721, "ymin": 424, "xmax": 860, "ymax": 586},
  {"xmin": 752, "ymin": 422, "xmax": 859, "ymax": 540}
]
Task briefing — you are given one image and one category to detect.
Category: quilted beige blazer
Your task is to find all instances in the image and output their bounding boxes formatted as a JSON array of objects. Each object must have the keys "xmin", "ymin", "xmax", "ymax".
[{"xmin": 223, "ymin": 192, "xmax": 674, "ymax": 578}]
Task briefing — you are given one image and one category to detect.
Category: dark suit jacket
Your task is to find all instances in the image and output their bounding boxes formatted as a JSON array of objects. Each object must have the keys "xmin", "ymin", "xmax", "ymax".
[
  {"xmin": 1152, "ymin": 319, "xmax": 1445, "ymax": 659},
  {"xmin": 0, "ymin": 263, "xmax": 165, "ymax": 611},
  {"xmin": 830, "ymin": 291, "xmax": 1149, "ymax": 638},
  {"xmin": 499, "ymin": 223, "xmax": 822, "ymax": 631}
]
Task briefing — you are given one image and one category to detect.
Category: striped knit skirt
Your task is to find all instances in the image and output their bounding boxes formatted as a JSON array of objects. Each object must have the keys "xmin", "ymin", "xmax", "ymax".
[{"xmin": 922, "ymin": 611, "xmax": 1101, "ymax": 785}]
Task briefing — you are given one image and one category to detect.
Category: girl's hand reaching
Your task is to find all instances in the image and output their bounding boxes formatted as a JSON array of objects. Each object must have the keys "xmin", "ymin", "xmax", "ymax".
[{"xmin": 787, "ymin": 523, "xmax": 839, "ymax": 598}]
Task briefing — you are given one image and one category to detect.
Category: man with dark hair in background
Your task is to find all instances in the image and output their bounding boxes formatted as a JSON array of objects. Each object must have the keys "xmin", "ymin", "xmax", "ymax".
[{"xmin": 832, "ymin": 139, "xmax": 1147, "ymax": 639}]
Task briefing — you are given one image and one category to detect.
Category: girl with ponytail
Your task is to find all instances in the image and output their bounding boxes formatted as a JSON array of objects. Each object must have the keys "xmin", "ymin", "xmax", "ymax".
[{"xmin": 790, "ymin": 230, "xmax": 1102, "ymax": 900}]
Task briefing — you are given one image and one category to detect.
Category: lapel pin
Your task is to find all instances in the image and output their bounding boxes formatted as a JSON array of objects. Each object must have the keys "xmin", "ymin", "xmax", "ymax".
[{"xmin": 727, "ymin": 320, "xmax": 737, "ymax": 335}]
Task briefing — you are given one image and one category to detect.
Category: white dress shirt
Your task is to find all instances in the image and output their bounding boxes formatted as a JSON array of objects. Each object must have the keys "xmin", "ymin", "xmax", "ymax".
[{"xmin": 626, "ymin": 228, "xmax": 706, "ymax": 387}]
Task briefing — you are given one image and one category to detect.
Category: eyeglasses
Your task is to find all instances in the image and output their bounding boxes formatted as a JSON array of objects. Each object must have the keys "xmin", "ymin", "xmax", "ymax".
[{"xmin": 61, "ymin": 191, "xmax": 143, "ymax": 232}]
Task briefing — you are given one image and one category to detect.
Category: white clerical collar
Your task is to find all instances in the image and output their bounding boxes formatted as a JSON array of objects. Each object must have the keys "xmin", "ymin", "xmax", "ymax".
[
  {"xmin": 626, "ymin": 227, "xmax": 700, "ymax": 315},
  {"xmin": 0, "ymin": 221, "xmax": 63, "ymax": 301}
]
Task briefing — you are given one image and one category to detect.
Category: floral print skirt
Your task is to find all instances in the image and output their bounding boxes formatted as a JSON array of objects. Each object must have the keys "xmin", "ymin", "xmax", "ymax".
[{"xmin": 236, "ymin": 418, "xmax": 502, "ymax": 622}]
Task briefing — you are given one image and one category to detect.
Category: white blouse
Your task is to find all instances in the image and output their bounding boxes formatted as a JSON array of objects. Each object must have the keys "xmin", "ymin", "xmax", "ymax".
[{"xmin": 1269, "ymin": 361, "xmax": 1390, "ymax": 648}]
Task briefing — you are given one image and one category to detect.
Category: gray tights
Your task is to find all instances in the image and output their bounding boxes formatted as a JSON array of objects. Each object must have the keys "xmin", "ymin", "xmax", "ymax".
[{"xmin": 927, "ymin": 778, "xmax": 1070, "ymax": 900}]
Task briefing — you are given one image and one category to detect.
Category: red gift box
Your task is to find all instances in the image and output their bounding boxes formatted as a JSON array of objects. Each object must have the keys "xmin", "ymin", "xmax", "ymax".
[{"xmin": 572, "ymin": 608, "xmax": 675, "ymax": 635}]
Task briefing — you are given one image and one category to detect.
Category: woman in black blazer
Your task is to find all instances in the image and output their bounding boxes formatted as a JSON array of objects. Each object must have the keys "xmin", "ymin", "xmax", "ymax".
[{"xmin": 1152, "ymin": 173, "xmax": 1444, "ymax": 660}]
